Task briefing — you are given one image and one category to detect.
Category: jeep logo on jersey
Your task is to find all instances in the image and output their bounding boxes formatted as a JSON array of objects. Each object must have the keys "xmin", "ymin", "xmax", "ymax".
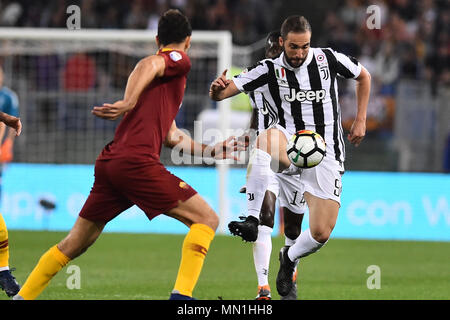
[{"xmin": 284, "ymin": 88, "xmax": 326, "ymax": 103}]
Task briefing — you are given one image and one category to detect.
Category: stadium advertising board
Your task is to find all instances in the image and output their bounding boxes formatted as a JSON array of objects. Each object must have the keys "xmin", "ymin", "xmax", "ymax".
[{"xmin": 2, "ymin": 164, "xmax": 449, "ymax": 241}]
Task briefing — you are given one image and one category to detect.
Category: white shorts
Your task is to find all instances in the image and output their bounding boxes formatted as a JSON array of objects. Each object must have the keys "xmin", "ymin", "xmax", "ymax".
[
  {"xmin": 274, "ymin": 124, "xmax": 345, "ymax": 205},
  {"xmin": 300, "ymin": 155, "xmax": 344, "ymax": 205},
  {"xmin": 266, "ymin": 171, "xmax": 306, "ymax": 214}
]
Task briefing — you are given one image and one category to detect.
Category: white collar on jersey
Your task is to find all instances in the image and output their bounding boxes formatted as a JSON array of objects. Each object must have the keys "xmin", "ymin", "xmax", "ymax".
[{"xmin": 279, "ymin": 49, "xmax": 314, "ymax": 71}]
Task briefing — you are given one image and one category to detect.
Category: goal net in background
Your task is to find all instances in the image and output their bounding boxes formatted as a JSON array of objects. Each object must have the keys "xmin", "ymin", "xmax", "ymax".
[
  {"xmin": 0, "ymin": 28, "xmax": 232, "ymax": 164},
  {"xmin": 0, "ymin": 28, "xmax": 235, "ymax": 232}
]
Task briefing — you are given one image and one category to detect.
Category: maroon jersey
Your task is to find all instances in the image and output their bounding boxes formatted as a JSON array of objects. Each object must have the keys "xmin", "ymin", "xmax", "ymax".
[{"xmin": 98, "ymin": 49, "xmax": 191, "ymax": 161}]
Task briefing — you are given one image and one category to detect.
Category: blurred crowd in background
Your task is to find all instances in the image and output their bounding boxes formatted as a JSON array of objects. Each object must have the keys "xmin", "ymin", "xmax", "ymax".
[
  {"xmin": 318, "ymin": 0, "xmax": 448, "ymax": 136},
  {"xmin": 0, "ymin": 0, "xmax": 448, "ymax": 170},
  {"xmin": 0, "ymin": 0, "xmax": 273, "ymax": 45},
  {"xmin": 0, "ymin": 0, "xmax": 448, "ymax": 132}
]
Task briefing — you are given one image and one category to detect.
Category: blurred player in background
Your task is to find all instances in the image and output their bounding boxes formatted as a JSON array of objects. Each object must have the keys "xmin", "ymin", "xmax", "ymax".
[
  {"xmin": 236, "ymin": 31, "xmax": 305, "ymax": 300},
  {"xmin": 210, "ymin": 15, "xmax": 371, "ymax": 297},
  {"xmin": 15, "ymin": 9, "xmax": 244, "ymax": 300},
  {"xmin": 0, "ymin": 65, "xmax": 21, "ymax": 297},
  {"xmin": 0, "ymin": 107, "xmax": 22, "ymax": 297},
  {"xmin": 0, "ymin": 66, "xmax": 19, "ymax": 171}
]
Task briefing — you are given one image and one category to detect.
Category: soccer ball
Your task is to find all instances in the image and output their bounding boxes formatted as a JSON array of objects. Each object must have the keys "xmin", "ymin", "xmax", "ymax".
[{"xmin": 286, "ymin": 130, "xmax": 326, "ymax": 168}]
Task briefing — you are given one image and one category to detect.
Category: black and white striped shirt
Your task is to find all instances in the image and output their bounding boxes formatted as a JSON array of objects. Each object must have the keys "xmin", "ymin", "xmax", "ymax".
[{"xmin": 234, "ymin": 48, "xmax": 362, "ymax": 165}]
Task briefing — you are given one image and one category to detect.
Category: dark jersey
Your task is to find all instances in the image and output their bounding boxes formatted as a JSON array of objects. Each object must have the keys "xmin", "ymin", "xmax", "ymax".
[{"xmin": 98, "ymin": 49, "xmax": 191, "ymax": 161}]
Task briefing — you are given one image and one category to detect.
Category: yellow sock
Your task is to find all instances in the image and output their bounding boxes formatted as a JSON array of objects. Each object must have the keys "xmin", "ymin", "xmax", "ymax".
[
  {"xmin": 173, "ymin": 223, "xmax": 215, "ymax": 297},
  {"xmin": 0, "ymin": 213, "xmax": 9, "ymax": 269},
  {"xmin": 18, "ymin": 245, "xmax": 70, "ymax": 300}
]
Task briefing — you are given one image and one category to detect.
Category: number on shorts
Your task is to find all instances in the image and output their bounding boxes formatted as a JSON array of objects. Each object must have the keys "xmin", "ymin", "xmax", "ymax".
[
  {"xmin": 334, "ymin": 179, "xmax": 341, "ymax": 197},
  {"xmin": 290, "ymin": 191, "xmax": 305, "ymax": 206}
]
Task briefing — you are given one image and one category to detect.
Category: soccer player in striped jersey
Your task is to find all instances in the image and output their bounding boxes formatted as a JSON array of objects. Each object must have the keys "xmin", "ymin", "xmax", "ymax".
[
  {"xmin": 210, "ymin": 15, "xmax": 371, "ymax": 297},
  {"xmin": 236, "ymin": 31, "xmax": 305, "ymax": 300}
]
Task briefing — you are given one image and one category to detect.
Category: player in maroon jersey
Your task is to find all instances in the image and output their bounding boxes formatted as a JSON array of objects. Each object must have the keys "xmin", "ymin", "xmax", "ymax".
[{"xmin": 15, "ymin": 9, "xmax": 244, "ymax": 300}]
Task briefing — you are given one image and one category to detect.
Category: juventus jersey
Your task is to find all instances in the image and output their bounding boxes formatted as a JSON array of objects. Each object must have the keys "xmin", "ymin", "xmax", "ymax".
[{"xmin": 234, "ymin": 48, "xmax": 362, "ymax": 164}]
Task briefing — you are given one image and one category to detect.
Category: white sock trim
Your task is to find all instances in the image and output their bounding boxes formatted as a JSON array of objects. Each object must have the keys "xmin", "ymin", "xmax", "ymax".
[
  {"xmin": 308, "ymin": 229, "xmax": 323, "ymax": 245},
  {"xmin": 258, "ymin": 225, "xmax": 273, "ymax": 235},
  {"xmin": 284, "ymin": 236, "xmax": 296, "ymax": 247},
  {"xmin": 0, "ymin": 266, "xmax": 9, "ymax": 272},
  {"xmin": 309, "ymin": 229, "xmax": 329, "ymax": 246}
]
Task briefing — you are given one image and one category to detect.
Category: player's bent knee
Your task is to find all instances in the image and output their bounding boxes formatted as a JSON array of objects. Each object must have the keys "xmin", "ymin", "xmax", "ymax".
[
  {"xmin": 190, "ymin": 196, "xmax": 219, "ymax": 230},
  {"xmin": 284, "ymin": 224, "xmax": 301, "ymax": 240},
  {"xmin": 310, "ymin": 229, "xmax": 331, "ymax": 244},
  {"xmin": 58, "ymin": 238, "xmax": 84, "ymax": 260},
  {"xmin": 191, "ymin": 207, "xmax": 219, "ymax": 231},
  {"xmin": 254, "ymin": 131, "xmax": 270, "ymax": 153},
  {"xmin": 202, "ymin": 212, "xmax": 219, "ymax": 231},
  {"xmin": 259, "ymin": 210, "xmax": 274, "ymax": 228},
  {"xmin": 168, "ymin": 194, "xmax": 219, "ymax": 231},
  {"xmin": 277, "ymin": 158, "xmax": 291, "ymax": 172},
  {"xmin": 58, "ymin": 231, "xmax": 100, "ymax": 259}
]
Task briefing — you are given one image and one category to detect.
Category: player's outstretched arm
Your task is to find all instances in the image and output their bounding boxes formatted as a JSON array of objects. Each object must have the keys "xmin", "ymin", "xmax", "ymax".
[
  {"xmin": 209, "ymin": 69, "xmax": 241, "ymax": 101},
  {"xmin": 235, "ymin": 108, "xmax": 257, "ymax": 152},
  {"xmin": 164, "ymin": 120, "xmax": 247, "ymax": 161},
  {"xmin": 92, "ymin": 55, "xmax": 165, "ymax": 120},
  {"xmin": 0, "ymin": 111, "xmax": 21, "ymax": 136},
  {"xmin": 348, "ymin": 66, "xmax": 371, "ymax": 147}
]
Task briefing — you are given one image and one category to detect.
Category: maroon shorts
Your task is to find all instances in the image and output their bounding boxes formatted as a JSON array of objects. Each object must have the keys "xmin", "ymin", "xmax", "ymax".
[{"xmin": 79, "ymin": 158, "xmax": 197, "ymax": 223}]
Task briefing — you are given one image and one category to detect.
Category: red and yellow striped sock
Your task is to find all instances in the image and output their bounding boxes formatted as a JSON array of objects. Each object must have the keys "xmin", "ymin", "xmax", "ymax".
[
  {"xmin": 18, "ymin": 245, "xmax": 70, "ymax": 300},
  {"xmin": 173, "ymin": 223, "xmax": 215, "ymax": 297},
  {"xmin": 0, "ymin": 213, "xmax": 9, "ymax": 269}
]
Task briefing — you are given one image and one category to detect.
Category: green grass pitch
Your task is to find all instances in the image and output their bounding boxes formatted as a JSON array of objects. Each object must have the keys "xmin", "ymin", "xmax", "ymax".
[{"xmin": 2, "ymin": 230, "xmax": 449, "ymax": 300}]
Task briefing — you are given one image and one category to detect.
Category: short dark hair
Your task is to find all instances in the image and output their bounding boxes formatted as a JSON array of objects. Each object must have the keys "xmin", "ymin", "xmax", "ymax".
[
  {"xmin": 157, "ymin": 9, "xmax": 192, "ymax": 46},
  {"xmin": 280, "ymin": 15, "xmax": 311, "ymax": 39}
]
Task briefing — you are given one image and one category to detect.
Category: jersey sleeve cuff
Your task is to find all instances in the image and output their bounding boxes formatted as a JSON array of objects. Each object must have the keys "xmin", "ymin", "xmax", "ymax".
[
  {"xmin": 353, "ymin": 63, "xmax": 362, "ymax": 79},
  {"xmin": 232, "ymin": 77, "xmax": 246, "ymax": 93}
]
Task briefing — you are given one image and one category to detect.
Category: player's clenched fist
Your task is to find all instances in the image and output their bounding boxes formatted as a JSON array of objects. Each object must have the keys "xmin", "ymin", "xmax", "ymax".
[{"xmin": 347, "ymin": 118, "xmax": 366, "ymax": 147}]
